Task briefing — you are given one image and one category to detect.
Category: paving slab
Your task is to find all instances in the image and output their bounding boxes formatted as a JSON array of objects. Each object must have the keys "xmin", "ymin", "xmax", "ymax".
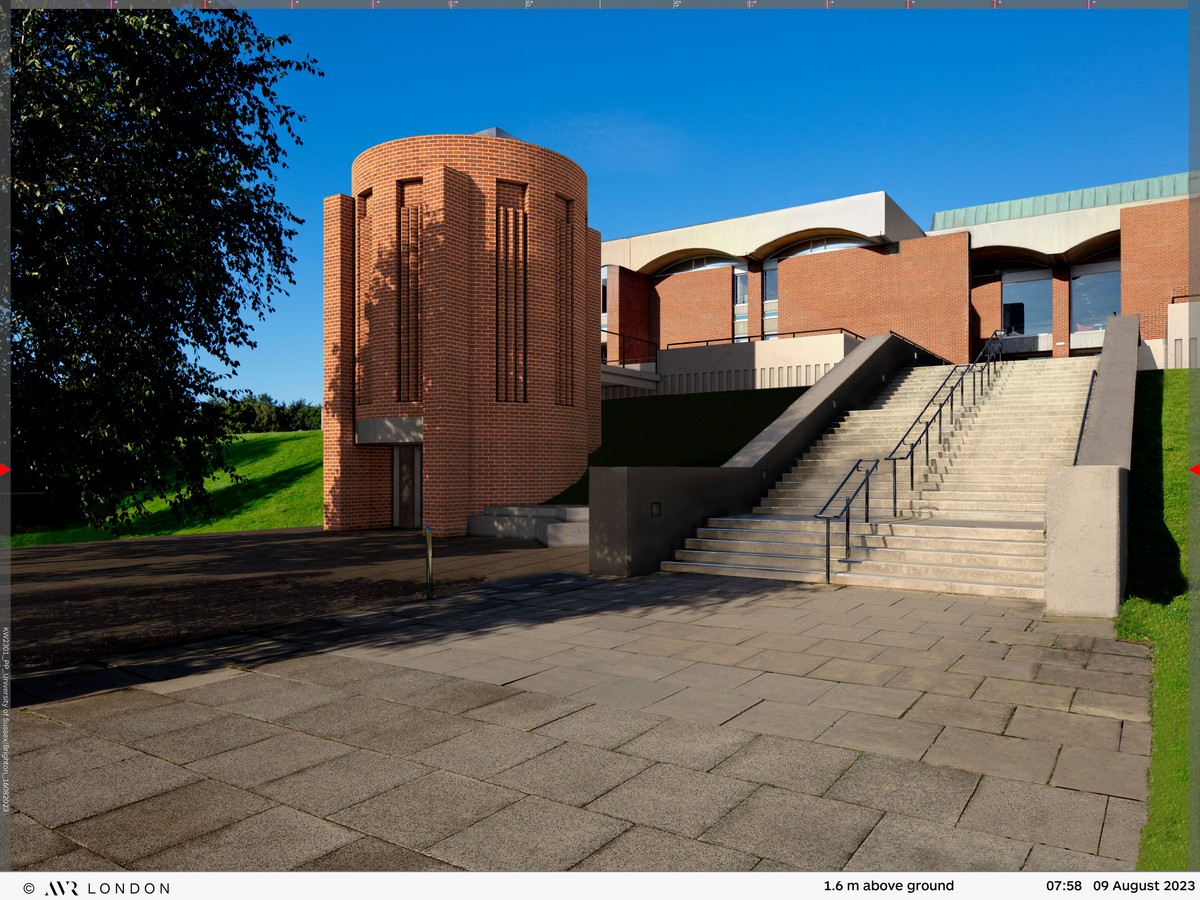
[
  {"xmin": 742, "ymin": 633, "xmax": 821, "ymax": 654},
  {"xmin": 1119, "ymin": 721, "xmax": 1151, "ymax": 756},
  {"xmin": 59, "ymin": 778, "xmax": 273, "ymax": 865},
  {"xmin": 1099, "ymin": 798, "xmax": 1148, "ymax": 861},
  {"xmin": 904, "ymin": 693, "xmax": 1015, "ymax": 733},
  {"xmin": 1072, "ymin": 689, "xmax": 1150, "ymax": 723},
  {"xmin": 617, "ymin": 719, "xmax": 754, "ymax": 771},
  {"xmin": 15, "ymin": 734, "xmax": 141, "ymax": 790},
  {"xmin": 1035, "ymin": 664, "xmax": 1151, "ymax": 698},
  {"xmin": 250, "ymin": 653, "xmax": 403, "ymax": 686},
  {"xmin": 971, "ymin": 677, "xmax": 1074, "ymax": 711},
  {"xmin": 398, "ymin": 678, "xmax": 519, "ymax": 715},
  {"xmin": 332, "ymin": 770, "xmax": 522, "ymax": 850},
  {"xmin": 574, "ymin": 825, "xmax": 759, "ymax": 871},
  {"xmin": 534, "ymin": 705, "xmax": 665, "ymax": 750},
  {"xmin": 398, "ymin": 648, "xmax": 500, "ymax": 674},
  {"xmin": 13, "ymin": 713, "xmax": 90, "ymax": 754},
  {"xmin": 490, "ymin": 741, "xmax": 651, "ymax": 806},
  {"xmin": 444, "ymin": 657, "xmax": 553, "ymax": 686},
  {"xmin": 408, "ymin": 723, "xmax": 561, "ymax": 779},
  {"xmin": 663, "ymin": 662, "xmax": 760, "ymax": 692},
  {"xmin": 428, "ymin": 795, "xmax": 629, "ymax": 871},
  {"xmin": 723, "ymin": 700, "xmax": 845, "ymax": 741},
  {"xmin": 256, "ymin": 750, "xmax": 430, "ymax": 816},
  {"xmin": 813, "ymin": 683, "xmax": 921, "ymax": 718},
  {"xmin": 342, "ymin": 668, "xmax": 454, "ymax": 703},
  {"xmin": 739, "ymin": 648, "xmax": 829, "ymax": 677},
  {"xmin": 885, "ymin": 667, "xmax": 983, "ymax": 699},
  {"xmin": 1051, "ymin": 747, "xmax": 1148, "ymax": 800},
  {"xmin": 673, "ymin": 642, "xmax": 762, "ymax": 666},
  {"xmin": 15, "ymin": 754, "xmax": 200, "ymax": 829},
  {"xmin": 23, "ymin": 848, "xmax": 124, "ymax": 872},
  {"xmin": 958, "ymin": 775, "xmax": 1107, "ymax": 853},
  {"xmin": 701, "ymin": 785, "xmax": 880, "ymax": 870},
  {"xmin": 735, "ymin": 672, "xmax": 836, "ymax": 705},
  {"xmin": 806, "ymin": 638, "xmax": 889, "ymax": 662},
  {"xmin": 11, "ymin": 813, "xmax": 76, "ymax": 869},
  {"xmin": 27, "ymin": 686, "xmax": 176, "ymax": 729},
  {"xmin": 178, "ymin": 674, "xmax": 351, "ymax": 722},
  {"xmin": 536, "ymin": 647, "xmax": 632, "ymax": 671},
  {"xmin": 806, "ymin": 658, "xmax": 902, "ymax": 686},
  {"xmin": 187, "ymin": 731, "xmax": 352, "ymax": 788},
  {"xmin": 825, "ymin": 754, "xmax": 980, "ymax": 826},
  {"xmin": 712, "ymin": 734, "xmax": 857, "ymax": 795},
  {"xmin": 130, "ymin": 713, "xmax": 286, "ymax": 764},
  {"xmin": 846, "ymin": 812, "xmax": 1031, "ymax": 871},
  {"xmin": 298, "ymin": 838, "xmax": 460, "ymax": 871},
  {"xmin": 464, "ymin": 691, "xmax": 587, "ymax": 730},
  {"xmin": 276, "ymin": 695, "xmax": 415, "ymax": 739},
  {"xmin": 587, "ymin": 762, "xmax": 756, "ymax": 838},
  {"xmin": 949, "ymin": 656, "xmax": 1039, "ymax": 681},
  {"xmin": 1024, "ymin": 844, "xmax": 1133, "ymax": 872},
  {"xmin": 641, "ymin": 687, "xmax": 760, "ymax": 725},
  {"xmin": 1006, "ymin": 706, "xmax": 1121, "ymax": 751},
  {"xmin": 343, "ymin": 707, "xmax": 479, "ymax": 757},
  {"xmin": 861, "ymin": 630, "xmax": 940, "ymax": 651},
  {"xmin": 134, "ymin": 805, "xmax": 357, "ymax": 871},
  {"xmin": 816, "ymin": 712, "xmax": 942, "ymax": 761},
  {"xmin": 507, "ymin": 666, "xmax": 615, "ymax": 697},
  {"xmin": 923, "ymin": 726, "xmax": 1058, "ymax": 783},
  {"xmin": 571, "ymin": 676, "xmax": 683, "ymax": 710}
]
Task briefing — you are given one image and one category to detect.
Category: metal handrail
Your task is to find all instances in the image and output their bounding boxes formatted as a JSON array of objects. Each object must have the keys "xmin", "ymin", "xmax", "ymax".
[
  {"xmin": 1169, "ymin": 293, "xmax": 1200, "ymax": 304},
  {"xmin": 666, "ymin": 327, "xmax": 866, "ymax": 349},
  {"xmin": 1073, "ymin": 368, "xmax": 1099, "ymax": 465},
  {"xmin": 884, "ymin": 330, "xmax": 1006, "ymax": 517},
  {"xmin": 601, "ymin": 328, "xmax": 658, "ymax": 365},
  {"xmin": 813, "ymin": 458, "xmax": 879, "ymax": 584}
]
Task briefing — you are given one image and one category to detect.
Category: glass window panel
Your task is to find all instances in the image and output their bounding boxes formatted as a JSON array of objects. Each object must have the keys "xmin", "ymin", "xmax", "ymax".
[
  {"xmin": 1070, "ymin": 271, "xmax": 1120, "ymax": 332},
  {"xmin": 1002, "ymin": 278, "xmax": 1052, "ymax": 336},
  {"xmin": 763, "ymin": 267, "xmax": 778, "ymax": 303}
]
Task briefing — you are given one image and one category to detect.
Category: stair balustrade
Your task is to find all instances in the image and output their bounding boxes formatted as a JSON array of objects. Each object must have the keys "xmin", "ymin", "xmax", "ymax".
[{"xmin": 813, "ymin": 458, "xmax": 879, "ymax": 583}]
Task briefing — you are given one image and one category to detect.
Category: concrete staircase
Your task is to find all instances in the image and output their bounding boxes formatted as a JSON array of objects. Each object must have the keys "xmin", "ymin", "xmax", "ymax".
[
  {"xmin": 468, "ymin": 505, "xmax": 589, "ymax": 547},
  {"xmin": 662, "ymin": 357, "xmax": 1098, "ymax": 600}
]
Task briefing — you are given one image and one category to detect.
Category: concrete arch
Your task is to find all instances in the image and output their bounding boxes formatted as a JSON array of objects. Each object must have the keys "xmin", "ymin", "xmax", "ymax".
[
  {"xmin": 639, "ymin": 248, "xmax": 741, "ymax": 276},
  {"xmin": 752, "ymin": 228, "xmax": 875, "ymax": 262}
]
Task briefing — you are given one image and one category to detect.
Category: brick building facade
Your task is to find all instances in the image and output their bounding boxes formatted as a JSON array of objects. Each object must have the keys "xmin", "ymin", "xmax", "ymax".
[{"xmin": 324, "ymin": 131, "xmax": 601, "ymax": 535}]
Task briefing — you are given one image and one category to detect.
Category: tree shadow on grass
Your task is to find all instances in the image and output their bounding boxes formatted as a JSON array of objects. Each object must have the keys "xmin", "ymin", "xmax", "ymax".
[
  {"xmin": 129, "ymin": 459, "xmax": 322, "ymax": 535},
  {"xmin": 1125, "ymin": 371, "xmax": 1186, "ymax": 602}
]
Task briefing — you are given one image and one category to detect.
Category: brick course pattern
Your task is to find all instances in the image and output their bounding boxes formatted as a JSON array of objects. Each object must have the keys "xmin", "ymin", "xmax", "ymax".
[
  {"xmin": 324, "ymin": 135, "xmax": 601, "ymax": 536},
  {"xmin": 1120, "ymin": 198, "xmax": 1189, "ymax": 341}
]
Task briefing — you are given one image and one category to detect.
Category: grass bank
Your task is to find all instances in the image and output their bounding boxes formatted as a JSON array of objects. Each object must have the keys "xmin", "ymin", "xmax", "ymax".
[
  {"xmin": 12, "ymin": 431, "xmax": 323, "ymax": 547},
  {"xmin": 1119, "ymin": 369, "xmax": 1189, "ymax": 870},
  {"xmin": 550, "ymin": 386, "xmax": 807, "ymax": 504}
]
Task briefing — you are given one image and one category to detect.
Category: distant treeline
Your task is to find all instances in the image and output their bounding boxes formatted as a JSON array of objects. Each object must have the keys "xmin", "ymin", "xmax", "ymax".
[{"xmin": 219, "ymin": 393, "xmax": 322, "ymax": 433}]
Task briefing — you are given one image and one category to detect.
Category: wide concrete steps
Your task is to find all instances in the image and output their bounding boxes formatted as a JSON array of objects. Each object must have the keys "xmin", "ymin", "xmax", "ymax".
[{"xmin": 468, "ymin": 505, "xmax": 588, "ymax": 547}]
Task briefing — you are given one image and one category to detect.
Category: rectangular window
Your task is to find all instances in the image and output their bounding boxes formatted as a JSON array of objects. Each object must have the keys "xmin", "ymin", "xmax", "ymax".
[
  {"xmin": 495, "ymin": 181, "xmax": 529, "ymax": 403},
  {"xmin": 1070, "ymin": 267, "xmax": 1121, "ymax": 333},
  {"xmin": 1002, "ymin": 273, "xmax": 1053, "ymax": 336}
]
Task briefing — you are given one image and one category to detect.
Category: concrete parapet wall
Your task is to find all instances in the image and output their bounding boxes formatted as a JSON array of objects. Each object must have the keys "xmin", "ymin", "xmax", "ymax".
[
  {"xmin": 656, "ymin": 332, "xmax": 858, "ymax": 395},
  {"xmin": 1044, "ymin": 466, "xmax": 1127, "ymax": 618}
]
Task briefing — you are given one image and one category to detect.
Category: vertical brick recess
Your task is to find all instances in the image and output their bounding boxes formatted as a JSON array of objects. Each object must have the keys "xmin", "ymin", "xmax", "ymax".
[
  {"xmin": 1051, "ymin": 268, "xmax": 1071, "ymax": 358},
  {"xmin": 324, "ymin": 135, "xmax": 600, "ymax": 536}
]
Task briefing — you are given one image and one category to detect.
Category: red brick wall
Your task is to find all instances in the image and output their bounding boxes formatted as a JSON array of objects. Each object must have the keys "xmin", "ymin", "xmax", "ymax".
[
  {"xmin": 969, "ymin": 275, "xmax": 1002, "ymax": 354},
  {"xmin": 324, "ymin": 134, "xmax": 600, "ymax": 536},
  {"xmin": 1052, "ymin": 268, "xmax": 1071, "ymax": 358},
  {"xmin": 607, "ymin": 266, "xmax": 655, "ymax": 362},
  {"xmin": 1120, "ymin": 199, "xmax": 1189, "ymax": 341},
  {"xmin": 776, "ymin": 232, "xmax": 971, "ymax": 363},
  {"xmin": 655, "ymin": 266, "xmax": 734, "ymax": 349}
]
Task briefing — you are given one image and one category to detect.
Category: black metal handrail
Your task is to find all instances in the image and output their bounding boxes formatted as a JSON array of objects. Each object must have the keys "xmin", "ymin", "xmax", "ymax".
[
  {"xmin": 601, "ymin": 328, "xmax": 658, "ymax": 366},
  {"xmin": 666, "ymin": 327, "xmax": 866, "ymax": 349},
  {"xmin": 1169, "ymin": 293, "xmax": 1200, "ymax": 303},
  {"xmin": 813, "ymin": 458, "xmax": 879, "ymax": 584},
  {"xmin": 884, "ymin": 330, "xmax": 1006, "ymax": 517},
  {"xmin": 1073, "ymin": 368, "xmax": 1099, "ymax": 465}
]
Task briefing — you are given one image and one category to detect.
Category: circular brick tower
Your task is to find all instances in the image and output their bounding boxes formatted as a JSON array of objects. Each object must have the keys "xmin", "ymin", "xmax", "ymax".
[{"xmin": 323, "ymin": 130, "xmax": 602, "ymax": 536}]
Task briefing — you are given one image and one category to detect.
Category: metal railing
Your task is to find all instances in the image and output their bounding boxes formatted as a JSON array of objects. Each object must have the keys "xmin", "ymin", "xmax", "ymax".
[
  {"xmin": 1169, "ymin": 292, "xmax": 1200, "ymax": 303},
  {"xmin": 813, "ymin": 458, "xmax": 879, "ymax": 583},
  {"xmin": 666, "ymin": 327, "xmax": 865, "ymax": 349},
  {"xmin": 601, "ymin": 328, "xmax": 658, "ymax": 366},
  {"xmin": 884, "ymin": 331, "xmax": 1006, "ymax": 517},
  {"xmin": 1073, "ymin": 368, "xmax": 1099, "ymax": 465}
]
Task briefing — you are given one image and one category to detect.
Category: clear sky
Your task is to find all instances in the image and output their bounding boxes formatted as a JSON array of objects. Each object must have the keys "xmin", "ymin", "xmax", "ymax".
[{"xmin": 229, "ymin": 8, "xmax": 1187, "ymax": 404}]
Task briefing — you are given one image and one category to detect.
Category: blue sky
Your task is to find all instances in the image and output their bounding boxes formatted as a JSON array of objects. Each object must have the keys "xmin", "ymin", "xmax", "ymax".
[{"xmin": 230, "ymin": 9, "xmax": 1187, "ymax": 403}]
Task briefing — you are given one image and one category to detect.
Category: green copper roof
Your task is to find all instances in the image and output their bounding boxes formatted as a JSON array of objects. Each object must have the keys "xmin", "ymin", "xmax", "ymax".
[{"xmin": 930, "ymin": 172, "xmax": 1193, "ymax": 231}]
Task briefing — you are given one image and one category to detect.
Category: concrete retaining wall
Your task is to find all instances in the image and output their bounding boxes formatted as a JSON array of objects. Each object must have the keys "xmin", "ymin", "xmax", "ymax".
[{"xmin": 589, "ymin": 334, "xmax": 946, "ymax": 577}]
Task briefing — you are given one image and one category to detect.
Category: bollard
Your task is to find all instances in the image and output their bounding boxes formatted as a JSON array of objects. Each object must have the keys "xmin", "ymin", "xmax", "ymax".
[{"xmin": 424, "ymin": 525, "xmax": 434, "ymax": 600}]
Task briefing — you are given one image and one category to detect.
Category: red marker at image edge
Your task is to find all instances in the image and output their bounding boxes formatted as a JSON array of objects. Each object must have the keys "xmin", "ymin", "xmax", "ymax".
[
  {"xmin": 1190, "ymin": 464, "xmax": 1200, "ymax": 477},
  {"xmin": 0, "ymin": 465, "xmax": 9, "ymax": 477}
]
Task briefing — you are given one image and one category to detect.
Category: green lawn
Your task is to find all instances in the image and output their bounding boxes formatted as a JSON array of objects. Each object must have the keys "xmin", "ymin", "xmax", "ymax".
[
  {"xmin": 549, "ymin": 386, "xmax": 808, "ymax": 503},
  {"xmin": 12, "ymin": 431, "xmax": 324, "ymax": 547},
  {"xmin": 1119, "ymin": 369, "xmax": 1190, "ymax": 870}
]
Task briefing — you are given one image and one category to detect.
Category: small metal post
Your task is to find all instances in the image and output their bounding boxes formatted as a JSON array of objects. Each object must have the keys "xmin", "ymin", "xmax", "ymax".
[
  {"xmin": 937, "ymin": 408, "xmax": 943, "ymax": 444},
  {"xmin": 424, "ymin": 525, "xmax": 434, "ymax": 600},
  {"xmin": 824, "ymin": 519, "xmax": 831, "ymax": 583},
  {"xmin": 865, "ymin": 472, "xmax": 871, "ymax": 524},
  {"xmin": 891, "ymin": 458, "xmax": 898, "ymax": 518}
]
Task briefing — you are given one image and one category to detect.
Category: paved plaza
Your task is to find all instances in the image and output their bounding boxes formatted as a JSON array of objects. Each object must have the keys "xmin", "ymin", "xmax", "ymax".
[{"xmin": 13, "ymin": 569, "xmax": 1150, "ymax": 872}]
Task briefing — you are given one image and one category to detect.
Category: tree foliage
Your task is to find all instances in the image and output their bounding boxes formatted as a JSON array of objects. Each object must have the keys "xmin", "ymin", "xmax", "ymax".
[
  {"xmin": 13, "ymin": 10, "xmax": 321, "ymax": 529},
  {"xmin": 220, "ymin": 394, "xmax": 322, "ymax": 434}
]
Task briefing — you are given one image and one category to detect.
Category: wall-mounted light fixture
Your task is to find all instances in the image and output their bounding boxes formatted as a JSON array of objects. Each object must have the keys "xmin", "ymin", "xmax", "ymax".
[{"xmin": 650, "ymin": 502, "xmax": 662, "ymax": 517}]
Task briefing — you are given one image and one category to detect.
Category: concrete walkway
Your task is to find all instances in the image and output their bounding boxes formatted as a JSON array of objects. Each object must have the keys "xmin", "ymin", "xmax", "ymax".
[{"xmin": 13, "ymin": 571, "xmax": 1149, "ymax": 872}]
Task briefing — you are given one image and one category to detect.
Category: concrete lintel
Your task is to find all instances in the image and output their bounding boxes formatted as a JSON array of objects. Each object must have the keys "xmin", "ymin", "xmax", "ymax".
[
  {"xmin": 1044, "ymin": 465, "xmax": 1128, "ymax": 618},
  {"xmin": 355, "ymin": 416, "xmax": 424, "ymax": 445}
]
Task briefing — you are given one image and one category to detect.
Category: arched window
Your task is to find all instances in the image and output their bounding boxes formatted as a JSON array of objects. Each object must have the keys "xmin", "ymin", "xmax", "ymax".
[{"xmin": 653, "ymin": 255, "xmax": 742, "ymax": 277}]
